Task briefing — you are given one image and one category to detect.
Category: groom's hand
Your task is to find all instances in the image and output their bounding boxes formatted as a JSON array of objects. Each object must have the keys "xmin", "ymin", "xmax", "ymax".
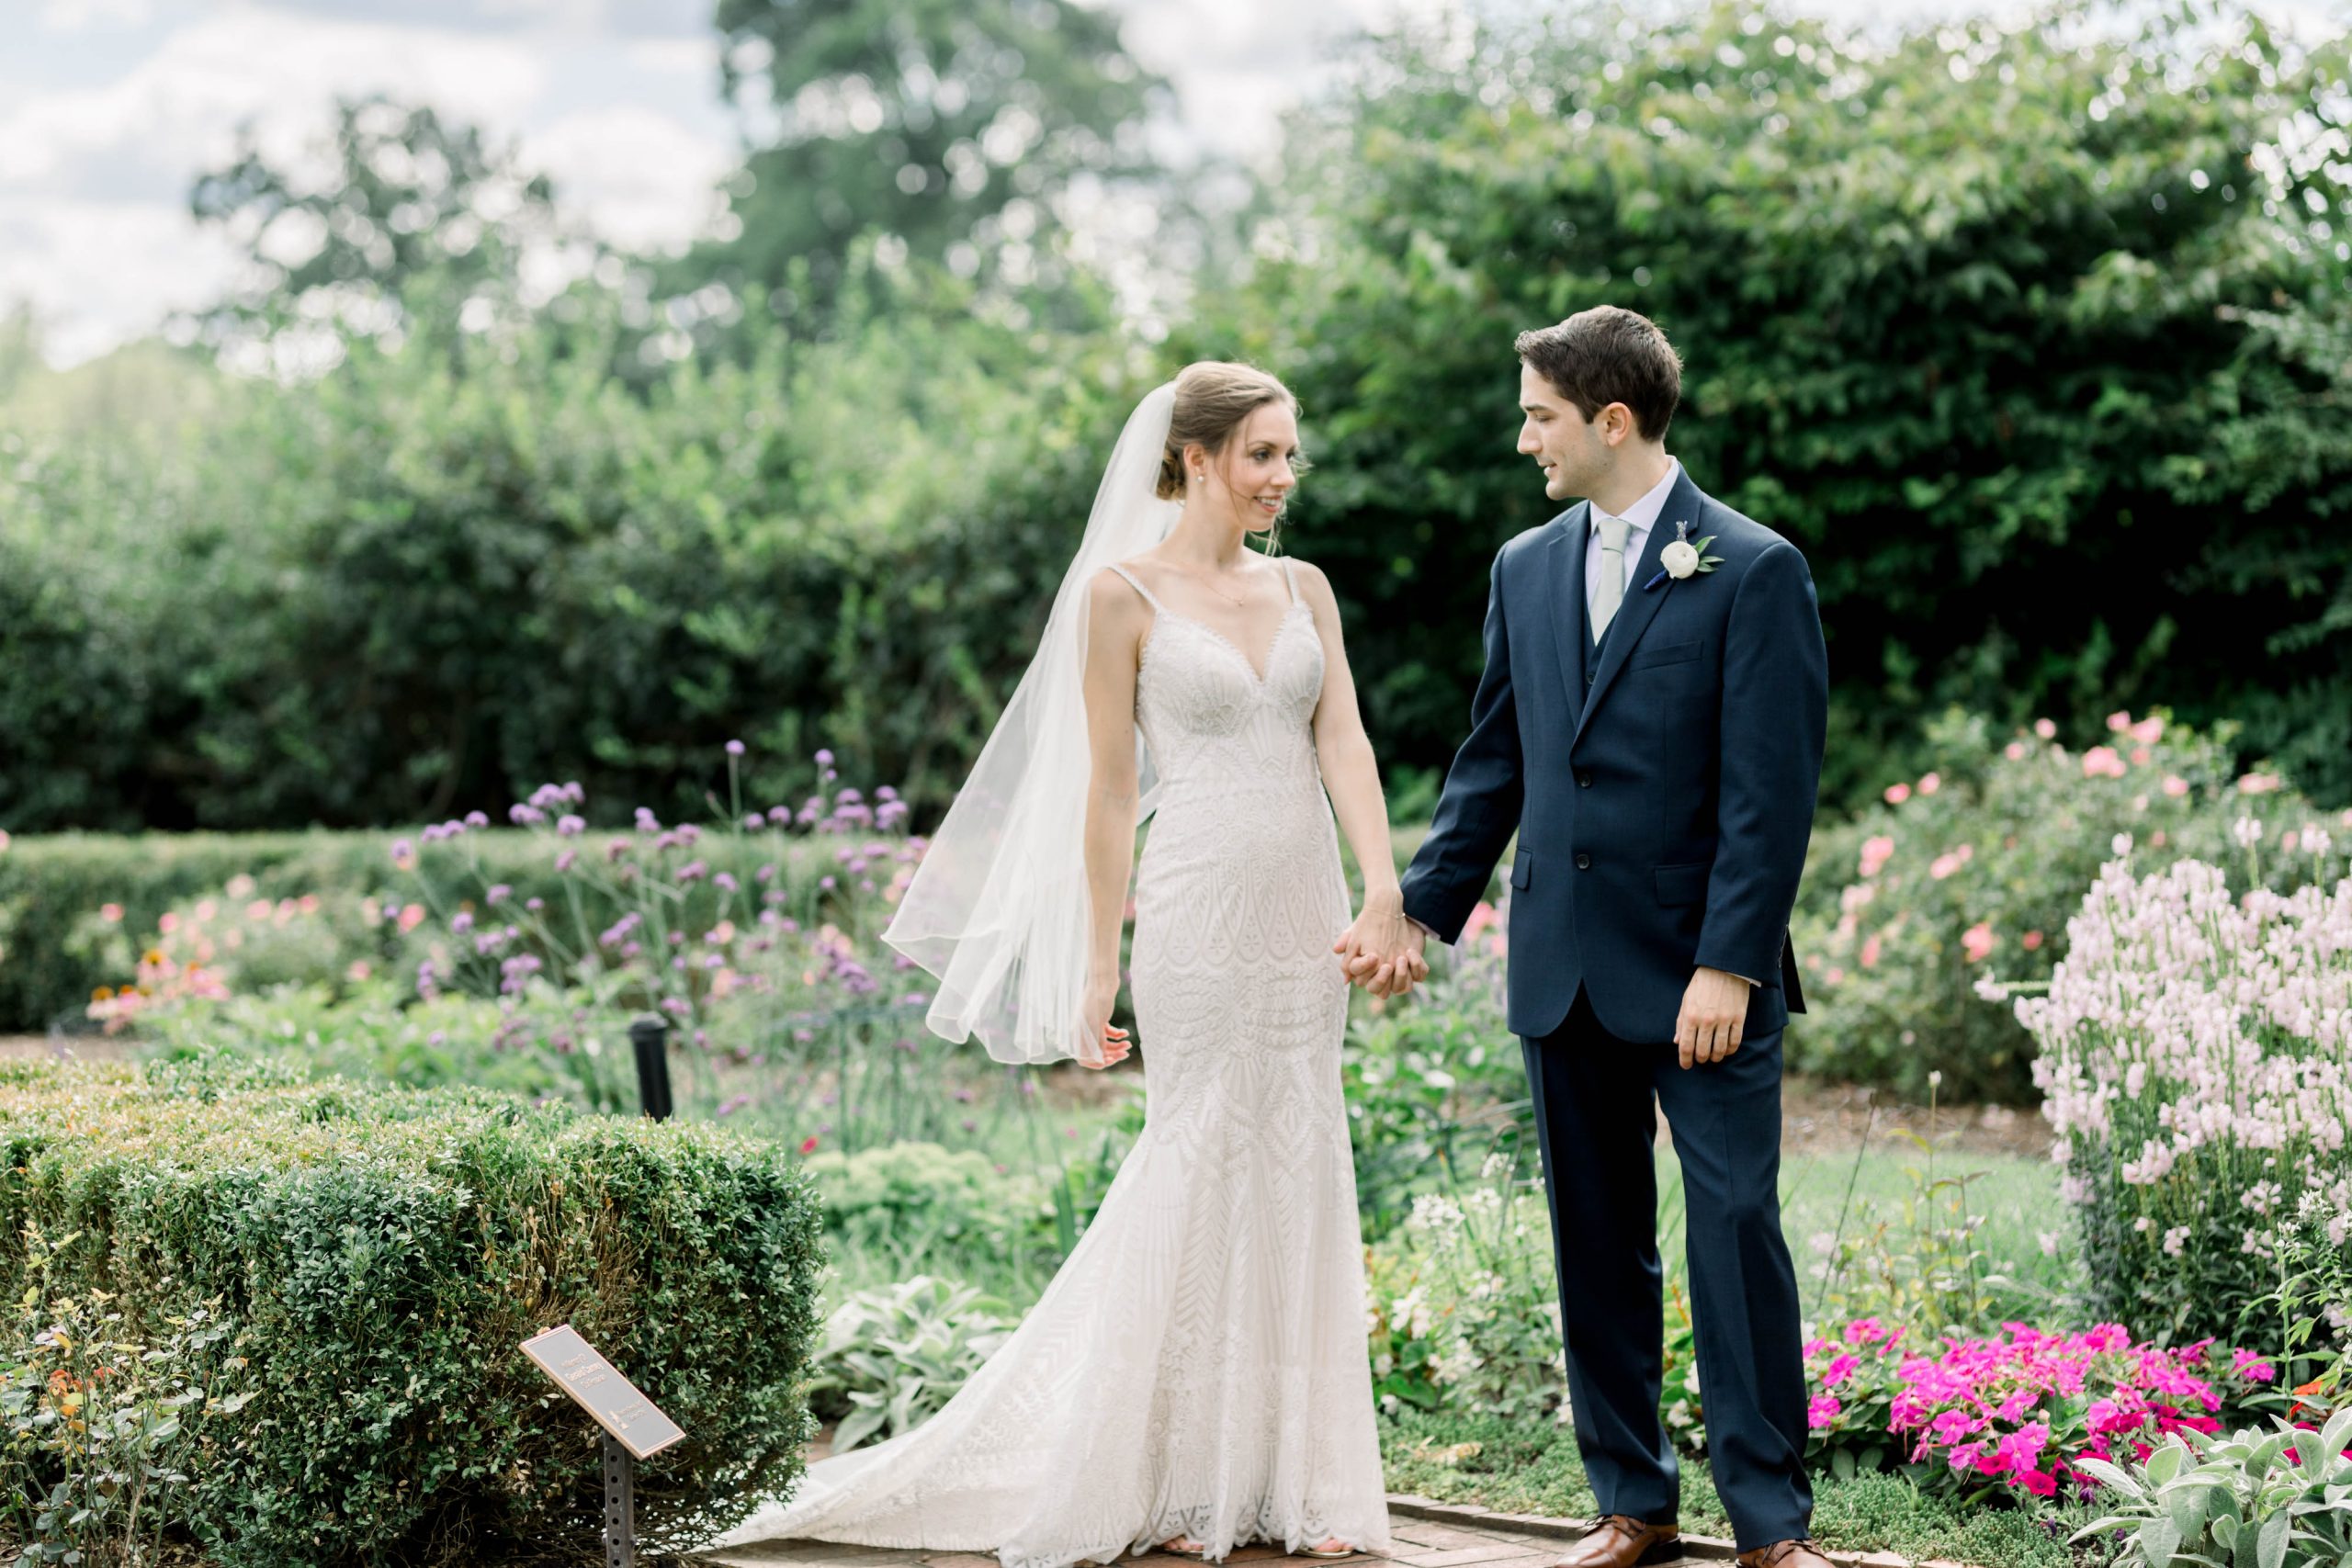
[{"xmin": 1675, "ymin": 966, "xmax": 1752, "ymax": 1068}]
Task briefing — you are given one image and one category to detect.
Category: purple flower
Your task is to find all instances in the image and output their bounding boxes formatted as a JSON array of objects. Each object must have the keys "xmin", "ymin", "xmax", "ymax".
[
  {"xmin": 451, "ymin": 912, "xmax": 475, "ymax": 934},
  {"xmin": 766, "ymin": 806, "xmax": 792, "ymax": 826},
  {"xmin": 742, "ymin": 814, "xmax": 764, "ymax": 831},
  {"xmin": 557, "ymin": 814, "xmax": 585, "ymax": 837},
  {"xmin": 876, "ymin": 785, "xmax": 899, "ymax": 802},
  {"xmin": 555, "ymin": 849, "xmax": 578, "ymax": 874},
  {"xmin": 525, "ymin": 897, "xmax": 544, "ymax": 911},
  {"xmin": 465, "ymin": 810, "xmax": 490, "ymax": 829},
  {"xmin": 509, "ymin": 804, "xmax": 546, "ymax": 826},
  {"xmin": 635, "ymin": 807, "xmax": 662, "ymax": 832},
  {"xmin": 757, "ymin": 863, "xmax": 777, "ymax": 883},
  {"xmin": 677, "ymin": 859, "xmax": 708, "ymax": 884},
  {"xmin": 564, "ymin": 781, "xmax": 583, "ymax": 803},
  {"xmin": 836, "ymin": 787, "xmax": 864, "ymax": 805},
  {"xmin": 660, "ymin": 996, "xmax": 691, "ymax": 1018},
  {"xmin": 390, "ymin": 838, "xmax": 414, "ymax": 863},
  {"xmin": 726, "ymin": 739, "xmax": 746, "ymax": 757},
  {"xmin": 678, "ymin": 824, "xmax": 702, "ymax": 846},
  {"xmin": 427, "ymin": 1030, "xmax": 447, "ymax": 1047},
  {"xmin": 605, "ymin": 837, "xmax": 632, "ymax": 863},
  {"xmin": 814, "ymin": 749, "xmax": 834, "ymax": 767},
  {"xmin": 715, "ymin": 872, "xmax": 739, "ymax": 893},
  {"xmin": 486, "ymin": 885, "xmax": 512, "ymax": 906}
]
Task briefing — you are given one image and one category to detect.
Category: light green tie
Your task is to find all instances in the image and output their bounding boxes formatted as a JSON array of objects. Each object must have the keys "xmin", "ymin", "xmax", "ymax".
[{"xmin": 1591, "ymin": 513, "xmax": 1631, "ymax": 637}]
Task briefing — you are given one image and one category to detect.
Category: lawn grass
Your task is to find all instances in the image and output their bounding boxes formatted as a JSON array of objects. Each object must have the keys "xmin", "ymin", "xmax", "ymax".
[
  {"xmin": 1656, "ymin": 1139, "xmax": 2076, "ymax": 1329},
  {"xmin": 1380, "ymin": 1412, "xmax": 2110, "ymax": 1567}
]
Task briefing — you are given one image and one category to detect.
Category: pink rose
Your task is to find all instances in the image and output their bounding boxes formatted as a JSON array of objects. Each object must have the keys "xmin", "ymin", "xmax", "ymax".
[
  {"xmin": 1962, "ymin": 921, "xmax": 1996, "ymax": 963},
  {"xmin": 1884, "ymin": 782, "xmax": 1912, "ymax": 805}
]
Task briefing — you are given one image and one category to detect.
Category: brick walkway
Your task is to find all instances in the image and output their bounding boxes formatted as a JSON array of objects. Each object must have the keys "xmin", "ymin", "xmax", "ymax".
[{"xmin": 699, "ymin": 1496, "xmax": 1935, "ymax": 1568}]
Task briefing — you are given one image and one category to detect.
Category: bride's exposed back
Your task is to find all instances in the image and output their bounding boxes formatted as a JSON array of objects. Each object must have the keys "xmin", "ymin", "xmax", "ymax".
[{"xmin": 718, "ymin": 363, "xmax": 1419, "ymax": 1568}]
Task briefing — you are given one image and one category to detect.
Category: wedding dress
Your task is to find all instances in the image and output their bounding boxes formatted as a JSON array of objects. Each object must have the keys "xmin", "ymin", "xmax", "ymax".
[{"xmin": 718, "ymin": 556, "xmax": 1392, "ymax": 1568}]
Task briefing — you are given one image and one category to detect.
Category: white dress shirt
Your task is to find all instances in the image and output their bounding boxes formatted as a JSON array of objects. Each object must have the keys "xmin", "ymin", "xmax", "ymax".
[{"xmin": 1585, "ymin": 457, "xmax": 1682, "ymax": 626}]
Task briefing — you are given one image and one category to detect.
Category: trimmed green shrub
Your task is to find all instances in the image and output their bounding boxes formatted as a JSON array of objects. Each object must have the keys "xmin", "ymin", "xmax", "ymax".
[{"xmin": 0, "ymin": 1059, "xmax": 824, "ymax": 1564}]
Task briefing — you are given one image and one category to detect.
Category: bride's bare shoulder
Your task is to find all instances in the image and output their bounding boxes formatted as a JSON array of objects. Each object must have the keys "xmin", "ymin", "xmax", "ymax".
[{"xmin": 1090, "ymin": 564, "xmax": 1156, "ymax": 622}]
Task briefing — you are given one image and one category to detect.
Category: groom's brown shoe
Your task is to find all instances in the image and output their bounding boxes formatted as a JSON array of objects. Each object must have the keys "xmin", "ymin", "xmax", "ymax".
[
  {"xmin": 1548, "ymin": 1515, "xmax": 1680, "ymax": 1567},
  {"xmin": 1735, "ymin": 1541, "xmax": 1833, "ymax": 1568}
]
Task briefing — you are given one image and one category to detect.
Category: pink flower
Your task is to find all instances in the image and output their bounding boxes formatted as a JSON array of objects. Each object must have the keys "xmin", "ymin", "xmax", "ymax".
[
  {"xmin": 2017, "ymin": 1467, "xmax": 2058, "ymax": 1497},
  {"xmin": 99, "ymin": 903, "xmax": 124, "ymax": 923},
  {"xmin": 1822, "ymin": 1353, "xmax": 1860, "ymax": 1388},
  {"xmin": 2233, "ymin": 1349, "xmax": 2276, "ymax": 1383},
  {"xmin": 397, "ymin": 903, "xmax": 425, "ymax": 933},
  {"xmin": 2130, "ymin": 714, "xmax": 2164, "ymax": 745},
  {"xmin": 1929, "ymin": 852, "xmax": 1963, "ymax": 880},
  {"xmin": 2237, "ymin": 773, "xmax": 2282, "ymax": 795},
  {"xmin": 1464, "ymin": 901, "xmax": 1500, "ymax": 942},
  {"xmin": 1918, "ymin": 772, "xmax": 1941, "ymax": 795},
  {"xmin": 2162, "ymin": 775, "xmax": 2189, "ymax": 797},
  {"xmin": 2034, "ymin": 717, "xmax": 2057, "ymax": 739},
  {"xmin": 1844, "ymin": 1317, "xmax": 1888, "ymax": 1346},
  {"xmin": 1962, "ymin": 922, "xmax": 1996, "ymax": 963},
  {"xmin": 1807, "ymin": 1394, "xmax": 1842, "ymax": 1429},
  {"xmin": 1860, "ymin": 933, "xmax": 1883, "ymax": 968},
  {"xmin": 2107, "ymin": 710, "xmax": 2132, "ymax": 733},
  {"xmin": 2004, "ymin": 741, "xmax": 2027, "ymax": 761},
  {"xmin": 1859, "ymin": 835, "xmax": 1896, "ymax": 878},
  {"xmin": 1884, "ymin": 782, "xmax": 1912, "ymax": 805},
  {"xmin": 2083, "ymin": 746, "xmax": 2127, "ymax": 778},
  {"xmin": 2021, "ymin": 930, "xmax": 2043, "ymax": 951}
]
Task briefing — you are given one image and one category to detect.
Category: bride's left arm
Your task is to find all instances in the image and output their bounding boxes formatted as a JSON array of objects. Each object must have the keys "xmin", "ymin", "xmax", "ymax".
[{"xmin": 1296, "ymin": 560, "xmax": 1427, "ymax": 997}]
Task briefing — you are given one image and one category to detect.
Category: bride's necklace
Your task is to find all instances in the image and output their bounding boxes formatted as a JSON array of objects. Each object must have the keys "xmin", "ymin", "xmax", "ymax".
[{"xmin": 1166, "ymin": 561, "xmax": 1258, "ymax": 610}]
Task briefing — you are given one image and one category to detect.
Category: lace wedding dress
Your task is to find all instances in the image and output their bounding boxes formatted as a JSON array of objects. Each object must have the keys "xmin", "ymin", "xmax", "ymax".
[{"xmin": 718, "ymin": 558, "xmax": 1392, "ymax": 1568}]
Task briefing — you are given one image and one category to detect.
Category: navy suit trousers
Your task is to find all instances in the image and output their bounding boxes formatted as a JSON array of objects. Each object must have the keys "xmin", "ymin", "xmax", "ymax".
[{"xmin": 1522, "ymin": 989, "xmax": 1813, "ymax": 1550}]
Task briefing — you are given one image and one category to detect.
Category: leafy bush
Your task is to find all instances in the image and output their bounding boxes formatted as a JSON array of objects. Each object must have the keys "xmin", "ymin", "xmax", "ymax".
[
  {"xmin": 2072, "ymin": 1410, "xmax": 2352, "ymax": 1568},
  {"xmin": 0, "ymin": 1222, "xmax": 247, "ymax": 1566},
  {"xmin": 1363, "ymin": 1150, "xmax": 1566, "ymax": 1426},
  {"xmin": 2022, "ymin": 857, "xmax": 2352, "ymax": 1344},
  {"xmin": 805, "ymin": 1278, "xmax": 1012, "ymax": 1455},
  {"xmin": 1213, "ymin": 1, "xmax": 2352, "ymax": 810},
  {"xmin": 0, "ymin": 1060, "xmax": 824, "ymax": 1565},
  {"xmin": 1792, "ymin": 708, "xmax": 2333, "ymax": 1101}
]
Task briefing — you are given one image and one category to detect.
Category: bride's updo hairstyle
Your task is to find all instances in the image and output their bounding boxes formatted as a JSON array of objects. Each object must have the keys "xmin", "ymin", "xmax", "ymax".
[{"xmin": 1154, "ymin": 361, "xmax": 1298, "ymax": 502}]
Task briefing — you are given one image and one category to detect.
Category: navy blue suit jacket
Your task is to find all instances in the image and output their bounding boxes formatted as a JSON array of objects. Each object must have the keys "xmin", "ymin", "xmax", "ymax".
[{"xmin": 1400, "ymin": 468, "xmax": 1829, "ymax": 1043}]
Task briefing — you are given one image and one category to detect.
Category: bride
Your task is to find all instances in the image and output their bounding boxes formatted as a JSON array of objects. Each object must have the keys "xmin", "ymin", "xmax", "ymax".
[{"xmin": 718, "ymin": 363, "xmax": 1427, "ymax": 1568}]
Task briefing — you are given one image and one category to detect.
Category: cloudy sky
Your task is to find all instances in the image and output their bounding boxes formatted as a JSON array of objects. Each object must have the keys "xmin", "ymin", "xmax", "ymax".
[{"xmin": 4, "ymin": 0, "xmax": 2335, "ymax": 367}]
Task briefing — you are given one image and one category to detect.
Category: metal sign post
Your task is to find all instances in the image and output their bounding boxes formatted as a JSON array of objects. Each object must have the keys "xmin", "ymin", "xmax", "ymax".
[{"xmin": 522, "ymin": 1324, "xmax": 686, "ymax": 1568}]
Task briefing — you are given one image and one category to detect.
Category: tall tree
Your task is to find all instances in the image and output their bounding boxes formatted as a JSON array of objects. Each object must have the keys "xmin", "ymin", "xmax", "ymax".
[
  {"xmin": 187, "ymin": 96, "xmax": 582, "ymax": 367},
  {"xmin": 697, "ymin": 0, "xmax": 1166, "ymax": 312}
]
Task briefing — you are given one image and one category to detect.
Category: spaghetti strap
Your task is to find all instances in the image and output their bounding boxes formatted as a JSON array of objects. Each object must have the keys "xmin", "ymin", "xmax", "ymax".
[
  {"xmin": 1280, "ymin": 557, "xmax": 1299, "ymax": 605},
  {"xmin": 1107, "ymin": 562, "xmax": 1162, "ymax": 612}
]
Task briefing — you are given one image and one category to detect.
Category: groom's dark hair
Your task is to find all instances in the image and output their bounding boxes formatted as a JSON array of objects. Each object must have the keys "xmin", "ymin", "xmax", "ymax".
[{"xmin": 1514, "ymin": 306, "xmax": 1682, "ymax": 441}]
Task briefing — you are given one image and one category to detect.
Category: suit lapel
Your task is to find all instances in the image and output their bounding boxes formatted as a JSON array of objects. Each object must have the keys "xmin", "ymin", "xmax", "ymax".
[
  {"xmin": 1573, "ymin": 469, "xmax": 1702, "ymax": 750},
  {"xmin": 1541, "ymin": 503, "xmax": 1589, "ymax": 717}
]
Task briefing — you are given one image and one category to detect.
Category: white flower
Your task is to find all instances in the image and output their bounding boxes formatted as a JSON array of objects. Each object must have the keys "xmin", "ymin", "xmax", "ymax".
[
  {"xmin": 2162, "ymin": 1225, "xmax": 2190, "ymax": 1257},
  {"xmin": 1661, "ymin": 540, "xmax": 1701, "ymax": 579},
  {"xmin": 2112, "ymin": 832, "xmax": 2133, "ymax": 857},
  {"xmin": 2233, "ymin": 816, "xmax": 2264, "ymax": 849}
]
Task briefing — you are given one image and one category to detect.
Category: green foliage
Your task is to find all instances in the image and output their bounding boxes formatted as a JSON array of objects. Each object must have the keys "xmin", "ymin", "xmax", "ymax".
[
  {"xmin": 0, "ymin": 280, "xmax": 1135, "ymax": 835},
  {"xmin": 1208, "ymin": 0, "xmax": 2352, "ymax": 808},
  {"xmin": 2072, "ymin": 1412, "xmax": 2352, "ymax": 1568},
  {"xmin": 806, "ymin": 1277, "xmax": 1012, "ymax": 1454},
  {"xmin": 186, "ymin": 95, "xmax": 571, "ymax": 361},
  {"xmin": 1363, "ymin": 1153, "xmax": 1566, "ymax": 1427},
  {"xmin": 1791, "ymin": 707, "xmax": 2328, "ymax": 1101},
  {"xmin": 0, "ymin": 1061, "xmax": 825, "ymax": 1565},
  {"xmin": 0, "ymin": 1224, "xmax": 247, "ymax": 1566},
  {"xmin": 700, "ymin": 0, "xmax": 1164, "ymax": 312}
]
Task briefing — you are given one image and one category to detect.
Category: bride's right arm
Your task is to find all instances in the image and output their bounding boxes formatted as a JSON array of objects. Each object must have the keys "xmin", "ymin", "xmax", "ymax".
[{"xmin": 1077, "ymin": 570, "xmax": 1148, "ymax": 1065}]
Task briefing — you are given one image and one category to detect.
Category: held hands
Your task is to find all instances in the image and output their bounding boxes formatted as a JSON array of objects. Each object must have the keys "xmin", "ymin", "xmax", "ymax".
[
  {"xmin": 1334, "ymin": 889, "xmax": 1430, "ymax": 999},
  {"xmin": 1676, "ymin": 965, "xmax": 1751, "ymax": 1068},
  {"xmin": 1077, "ymin": 970, "xmax": 1132, "ymax": 1069}
]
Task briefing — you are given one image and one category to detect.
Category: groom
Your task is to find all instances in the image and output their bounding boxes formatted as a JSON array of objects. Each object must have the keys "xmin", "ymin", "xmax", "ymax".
[{"xmin": 1363, "ymin": 307, "xmax": 1829, "ymax": 1568}]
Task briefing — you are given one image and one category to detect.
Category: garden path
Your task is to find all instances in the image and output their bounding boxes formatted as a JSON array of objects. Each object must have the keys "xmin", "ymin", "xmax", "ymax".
[{"xmin": 699, "ymin": 1496, "xmax": 1944, "ymax": 1568}]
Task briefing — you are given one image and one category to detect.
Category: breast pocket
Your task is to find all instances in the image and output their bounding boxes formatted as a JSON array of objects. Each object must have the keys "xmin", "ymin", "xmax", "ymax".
[{"xmin": 1628, "ymin": 638, "xmax": 1702, "ymax": 672}]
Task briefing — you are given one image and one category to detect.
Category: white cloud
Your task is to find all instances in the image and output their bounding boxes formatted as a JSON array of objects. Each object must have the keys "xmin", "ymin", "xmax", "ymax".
[
  {"xmin": 0, "ymin": 197, "xmax": 243, "ymax": 367},
  {"xmin": 522, "ymin": 104, "xmax": 731, "ymax": 253}
]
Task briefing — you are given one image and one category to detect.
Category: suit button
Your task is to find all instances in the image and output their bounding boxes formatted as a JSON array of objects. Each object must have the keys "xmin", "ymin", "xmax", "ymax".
[
  {"xmin": 1577, "ymin": 773, "xmax": 1593, "ymax": 788},
  {"xmin": 1575, "ymin": 853, "xmax": 1591, "ymax": 870},
  {"xmin": 1584, "ymin": 669, "xmax": 1595, "ymax": 684}
]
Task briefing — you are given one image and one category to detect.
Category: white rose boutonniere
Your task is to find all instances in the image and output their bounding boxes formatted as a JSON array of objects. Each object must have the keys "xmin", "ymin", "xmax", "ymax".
[{"xmin": 1645, "ymin": 521, "xmax": 1724, "ymax": 591}]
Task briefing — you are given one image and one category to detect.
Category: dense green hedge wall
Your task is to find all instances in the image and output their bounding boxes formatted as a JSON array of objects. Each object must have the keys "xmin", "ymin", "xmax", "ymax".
[{"xmin": 0, "ymin": 1059, "xmax": 825, "ymax": 1564}]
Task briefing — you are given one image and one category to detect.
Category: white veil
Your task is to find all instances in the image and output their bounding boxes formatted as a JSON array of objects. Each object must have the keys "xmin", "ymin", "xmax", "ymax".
[{"xmin": 882, "ymin": 383, "xmax": 1179, "ymax": 1066}]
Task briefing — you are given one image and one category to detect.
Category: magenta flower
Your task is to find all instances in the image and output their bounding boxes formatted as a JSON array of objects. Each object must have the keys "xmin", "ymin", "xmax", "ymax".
[{"xmin": 727, "ymin": 739, "xmax": 746, "ymax": 756}]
